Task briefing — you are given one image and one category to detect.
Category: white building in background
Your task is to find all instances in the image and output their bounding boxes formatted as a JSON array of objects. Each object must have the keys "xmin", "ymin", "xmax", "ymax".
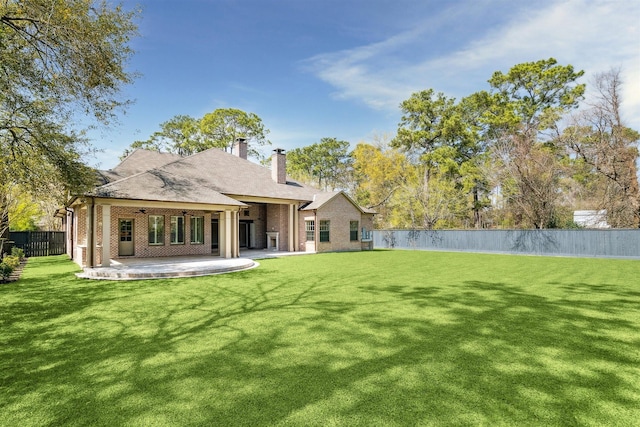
[{"xmin": 573, "ymin": 210, "xmax": 610, "ymax": 228}]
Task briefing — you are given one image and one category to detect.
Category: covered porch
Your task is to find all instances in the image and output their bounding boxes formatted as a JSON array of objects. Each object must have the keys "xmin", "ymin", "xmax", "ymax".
[
  {"xmin": 68, "ymin": 197, "xmax": 247, "ymax": 268},
  {"xmin": 76, "ymin": 249, "xmax": 310, "ymax": 280}
]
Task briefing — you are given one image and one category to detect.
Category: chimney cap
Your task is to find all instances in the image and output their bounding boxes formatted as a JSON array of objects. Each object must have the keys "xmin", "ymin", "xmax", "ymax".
[
  {"xmin": 235, "ymin": 137, "xmax": 247, "ymax": 142},
  {"xmin": 273, "ymin": 148, "xmax": 285, "ymax": 154}
]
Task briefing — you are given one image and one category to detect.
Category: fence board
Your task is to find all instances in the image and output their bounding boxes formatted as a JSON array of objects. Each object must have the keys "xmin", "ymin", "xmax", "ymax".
[
  {"xmin": 373, "ymin": 229, "xmax": 640, "ymax": 259},
  {"xmin": 8, "ymin": 231, "xmax": 66, "ymax": 257}
]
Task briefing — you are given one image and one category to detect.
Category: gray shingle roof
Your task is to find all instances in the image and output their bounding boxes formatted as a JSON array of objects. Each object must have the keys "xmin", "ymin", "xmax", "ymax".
[
  {"xmin": 156, "ymin": 148, "xmax": 320, "ymax": 201},
  {"xmin": 96, "ymin": 149, "xmax": 182, "ymax": 185},
  {"xmin": 92, "ymin": 167, "xmax": 246, "ymax": 206},
  {"xmin": 92, "ymin": 148, "xmax": 319, "ymax": 205},
  {"xmin": 299, "ymin": 192, "xmax": 341, "ymax": 210},
  {"xmin": 91, "ymin": 148, "xmax": 375, "ymax": 215},
  {"xmin": 300, "ymin": 191, "xmax": 376, "ymax": 214},
  {"xmin": 114, "ymin": 149, "xmax": 183, "ymax": 177}
]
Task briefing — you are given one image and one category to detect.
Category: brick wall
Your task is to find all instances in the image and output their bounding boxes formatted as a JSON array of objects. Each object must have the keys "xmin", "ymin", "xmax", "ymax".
[
  {"xmin": 315, "ymin": 194, "xmax": 366, "ymax": 253},
  {"xmin": 77, "ymin": 208, "xmax": 87, "ymax": 245},
  {"xmin": 109, "ymin": 206, "xmax": 212, "ymax": 259},
  {"xmin": 74, "ymin": 207, "xmax": 87, "ymax": 266},
  {"xmin": 240, "ymin": 203, "xmax": 267, "ymax": 248},
  {"xmin": 96, "ymin": 205, "xmax": 103, "ymax": 265},
  {"xmin": 298, "ymin": 211, "xmax": 313, "ymax": 252},
  {"xmin": 73, "ymin": 197, "xmax": 375, "ymax": 265},
  {"xmin": 266, "ymin": 204, "xmax": 290, "ymax": 251}
]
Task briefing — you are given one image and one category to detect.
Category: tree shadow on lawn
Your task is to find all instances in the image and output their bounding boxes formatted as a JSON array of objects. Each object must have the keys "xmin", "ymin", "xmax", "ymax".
[{"xmin": 2, "ymin": 269, "xmax": 639, "ymax": 426}]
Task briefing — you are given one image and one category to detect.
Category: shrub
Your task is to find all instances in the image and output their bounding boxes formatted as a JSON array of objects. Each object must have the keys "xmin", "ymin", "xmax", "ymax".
[
  {"xmin": 0, "ymin": 262, "xmax": 13, "ymax": 280},
  {"xmin": 11, "ymin": 247, "xmax": 25, "ymax": 261},
  {"xmin": 2, "ymin": 255, "xmax": 20, "ymax": 270}
]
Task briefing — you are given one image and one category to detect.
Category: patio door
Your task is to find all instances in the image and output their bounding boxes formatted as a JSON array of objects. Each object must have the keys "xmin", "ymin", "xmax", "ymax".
[
  {"xmin": 239, "ymin": 221, "xmax": 249, "ymax": 248},
  {"xmin": 118, "ymin": 219, "xmax": 134, "ymax": 256},
  {"xmin": 238, "ymin": 221, "xmax": 255, "ymax": 248},
  {"xmin": 211, "ymin": 219, "xmax": 219, "ymax": 253}
]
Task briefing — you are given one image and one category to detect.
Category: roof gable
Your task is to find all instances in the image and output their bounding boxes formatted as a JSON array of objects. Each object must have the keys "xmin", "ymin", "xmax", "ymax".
[
  {"xmin": 92, "ymin": 167, "xmax": 246, "ymax": 206},
  {"xmin": 141, "ymin": 148, "xmax": 320, "ymax": 201},
  {"xmin": 91, "ymin": 148, "xmax": 375, "ymax": 213},
  {"xmin": 91, "ymin": 148, "xmax": 319, "ymax": 204},
  {"xmin": 300, "ymin": 191, "xmax": 373, "ymax": 214}
]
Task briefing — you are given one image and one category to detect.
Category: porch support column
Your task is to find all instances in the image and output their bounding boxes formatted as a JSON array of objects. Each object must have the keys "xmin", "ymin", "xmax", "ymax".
[
  {"xmin": 101, "ymin": 205, "xmax": 111, "ymax": 267},
  {"xmin": 223, "ymin": 210, "xmax": 232, "ymax": 258},
  {"xmin": 288, "ymin": 203, "xmax": 297, "ymax": 252},
  {"xmin": 232, "ymin": 210, "xmax": 239, "ymax": 258},
  {"xmin": 294, "ymin": 204, "xmax": 299, "ymax": 251},
  {"xmin": 218, "ymin": 212, "xmax": 226, "ymax": 258},
  {"xmin": 86, "ymin": 199, "xmax": 95, "ymax": 268}
]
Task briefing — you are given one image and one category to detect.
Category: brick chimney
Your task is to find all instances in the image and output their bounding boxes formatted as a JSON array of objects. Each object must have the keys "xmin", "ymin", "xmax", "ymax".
[
  {"xmin": 234, "ymin": 137, "xmax": 248, "ymax": 160},
  {"xmin": 271, "ymin": 148, "xmax": 286, "ymax": 184}
]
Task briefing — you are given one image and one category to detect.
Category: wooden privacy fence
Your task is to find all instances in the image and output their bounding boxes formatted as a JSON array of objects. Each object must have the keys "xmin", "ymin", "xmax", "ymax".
[
  {"xmin": 372, "ymin": 229, "xmax": 640, "ymax": 259},
  {"xmin": 8, "ymin": 231, "xmax": 66, "ymax": 257}
]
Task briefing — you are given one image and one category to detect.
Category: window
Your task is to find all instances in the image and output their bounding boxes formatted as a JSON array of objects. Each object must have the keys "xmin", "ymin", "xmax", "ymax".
[
  {"xmin": 305, "ymin": 220, "xmax": 315, "ymax": 241},
  {"xmin": 190, "ymin": 216, "xmax": 204, "ymax": 244},
  {"xmin": 319, "ymin": 220, "xmax": 330, "ymax": 242},
  {"xmin": 148, "ymin": 215, "xmax": 164, "ymax": 245},
  {"xmin": 350, "ymin": 221, "xmax": 359, "ymax": 241},
  {"xmin": 170, "ymin": 216, "xmax": 185, "ymax": 244}
]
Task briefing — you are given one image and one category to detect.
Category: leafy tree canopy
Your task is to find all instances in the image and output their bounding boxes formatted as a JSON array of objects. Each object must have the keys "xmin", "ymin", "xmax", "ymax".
[
  {"xmin": 1, "ymin": 0, "xmax": 139, "ymax": 196},
  {"xmin": 286, "ymin": 137, "xmax": 352, "ymax": 191},
  {"xmin": 124, "ymin": 108, "xmax": 271, "ymax": 159},
  {"xmin": 200, "ymin": 108, "xmax": 270, "ymax": 156},
  {"xmin": 486, "ymin": 57, "xmax": 585, "ymax": 137}
]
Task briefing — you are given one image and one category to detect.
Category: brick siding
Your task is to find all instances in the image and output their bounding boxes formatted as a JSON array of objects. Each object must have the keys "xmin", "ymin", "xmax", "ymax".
[
  {"xmin": 298, "ymin": 194, "xmax": 375, "ymax": 253},
  {"xmin": 73, "ymin": 196, "xmax": 374, "ymax": 266},
  {"xmin": 239, "ymin": 203, "xmax": 267, "ymax": 248},
  {"xmin": 265, "ymin": 204, "xmax": 290, "ymax": 251},
  {"xmin": 109, "ymin": 206, "xmax": 212, "ymax": 259}
]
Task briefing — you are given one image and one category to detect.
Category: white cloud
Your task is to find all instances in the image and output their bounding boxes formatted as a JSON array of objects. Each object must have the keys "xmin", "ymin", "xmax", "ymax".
[{"xmin": 304, "ymin": 0, "xmax": 640, "ymax": 129}]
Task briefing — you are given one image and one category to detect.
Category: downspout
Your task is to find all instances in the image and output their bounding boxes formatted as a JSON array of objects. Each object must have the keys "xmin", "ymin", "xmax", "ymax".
[
  {"xmin": 65, "ymin": 207, "xmax": 74, "ymax": 260},
  {"xmin": 86, "ymin": 197, "xmax": 95, "ymax": 268},
  {"xmin": 293, "ymin": 203, "xmax": 299, "ymax": 252},
  {"xmin": 236, "ymin": 206, "xmax": 243, "ymax": 257},
  {"xmin": 314, "ymin": 210, "xmax": 318, "ymax": 248}
]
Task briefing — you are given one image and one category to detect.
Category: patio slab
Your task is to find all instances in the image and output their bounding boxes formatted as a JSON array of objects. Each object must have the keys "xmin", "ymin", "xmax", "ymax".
[{"xmin": 76, "ymin": 250, "xmax": 311, "ymax": 280}]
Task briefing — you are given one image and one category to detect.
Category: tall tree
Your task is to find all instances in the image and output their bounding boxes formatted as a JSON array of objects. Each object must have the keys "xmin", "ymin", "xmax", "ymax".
[
  {"xmin": 199, "ymin": 108, "xmax": 270, "ymax": 157},
  {"xmin": 393, "ymin": 89, "xmax": 460, "ymax": 155},
  {"xmin": 485, "ymin": 58, "xmax": 585, "ymax": 228},
  {"xmin": 351, "ymin": 138, "xmax": 409, "ymax": 228},
  {"xmin": 126, "ymin": 115, "xmax": 200, "ymax": 157},
  {"xmin": 562, "ymin": 69, "xmax": 640, "ymax": 227},
  {"xmin": 491, "ymin": 135, "xmax": 570, "ymax": 228},
  {"xmin": 1, "ymin": 0, "xmax": 139, "ymax": 235},
  {"xmin": 5, "ymin": 185, "xmax": 40, "ymax": 231},
  {"xmin": 124, "ymin": 108, "xmax": 271, "ymax": 159},
  {"xmin": 287, "ymin": 137, "xmax": 352, "ymax": 191},
  {"xmin": 392, "ymin": 89, "xmax": 491, "ymax": 228}
]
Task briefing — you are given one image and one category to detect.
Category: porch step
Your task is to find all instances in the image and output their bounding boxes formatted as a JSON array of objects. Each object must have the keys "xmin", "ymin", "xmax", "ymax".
[{"xmin": 77, "ymin": 257, "xmax": 257, "ymax": 280}]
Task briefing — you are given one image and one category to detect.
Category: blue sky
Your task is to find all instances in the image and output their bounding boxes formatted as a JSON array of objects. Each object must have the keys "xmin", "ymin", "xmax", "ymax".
[{"xmin": 91, "ymin": 0, "xmax": 640, "ymax": 169}]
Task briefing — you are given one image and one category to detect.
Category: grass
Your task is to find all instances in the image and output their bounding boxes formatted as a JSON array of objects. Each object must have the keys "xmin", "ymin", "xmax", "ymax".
[{"xmin": 1, "ymin": 251, "xmax": 639, "ymax": 426}]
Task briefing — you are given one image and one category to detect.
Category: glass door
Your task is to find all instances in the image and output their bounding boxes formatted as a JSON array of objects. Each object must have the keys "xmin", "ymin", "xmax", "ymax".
[{"xmin": 118, "ymin": 219, "xmax": 134, "ymax": 256}]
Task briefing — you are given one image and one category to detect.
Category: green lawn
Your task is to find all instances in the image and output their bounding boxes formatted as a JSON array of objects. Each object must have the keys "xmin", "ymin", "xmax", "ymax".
[{"xmin": 1, "ymin": 251, "xmax": 639, "ymax": 426}]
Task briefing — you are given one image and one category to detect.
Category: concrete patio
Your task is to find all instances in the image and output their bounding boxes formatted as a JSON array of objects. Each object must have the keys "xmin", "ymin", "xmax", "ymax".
[{"xmin": 76, "ymin": 249, "xmax": 310, "ymax": 280}]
